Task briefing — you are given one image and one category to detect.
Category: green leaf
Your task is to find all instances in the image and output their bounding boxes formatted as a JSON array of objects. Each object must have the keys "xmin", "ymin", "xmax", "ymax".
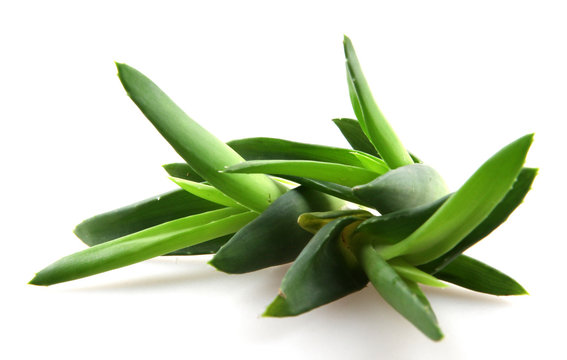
[
  {"xmin": 263, "ymin": 217, "xmax": 367, "ymax": 317},
  {"xmin": 353, "ymin": 164, "xmax": 449, "ymax": 214},
  {"xmin": 332, "ymin": 118, "xmax": 379, "ymax": 157},
  {"xmin": 169, "ymin": 177, "xmax": 244, "ymax": 208},
  {"xmin": 351, "ymin": 151, "xmax": 389, "ymax": 173},
  {"xmin": 210, "ymin": 187, "xmax": 344, "ymax": 274},
  {"xmin": 227, "ymin": 137, "xmax": 387, "ymax": 171},
  {"xmin": 344, "ymin": 36, "xmax": 413, "ymax": 169},
  {"xmin": 278, "ymin": 176, "xmax": 370, "ymax": 206},
  {"xmin": 223, "ymin": 159, "xmax": 383, "ymax": 187},
  {"xmin": 116, "ymin": 63, "xmax": 285, "ymax": 212},
  {"xmin": 74, "ymin": 189, "xmax": 222, "ymax": 247},
  {"xmin": 419, "ymin": 167, "xmax": 538, "ymax": 274},
  {"xmin": 379, "ymin": 134, "xmax": 533, "ymax": 265},
  {"xmin": 165, "ymin": 235, "xmax": 232, "ymax": 255},
  {"xmin": 388, "ymin": 258, "xmax": 447, "ymax": 288},
  {"xmin": 298, "ymin": 209, "xmax": 372, "ymax": 234},
  {"xmin": 352, "ymin": 241, "xmax": 443, "ymax": 341},
  {"xmin": 354, "ymin": 195, "xmax": 449, "ymax": 246},
  {"xmin": 162, "ymin": 163, "xmax": 204, "ymax": 182},
  {"xmin": 30, "ymin": 208, "xmax": 257, "ymax": 286},
  {"xmin": 434, "ymin": 255, "xmax": 527, "ymax": 295}
]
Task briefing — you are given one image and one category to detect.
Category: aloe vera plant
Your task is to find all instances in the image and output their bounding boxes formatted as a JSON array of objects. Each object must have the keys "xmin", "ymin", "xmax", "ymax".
[{"xmin": 30, "ymin": 36, "xmax": 536, "ymax": 341}]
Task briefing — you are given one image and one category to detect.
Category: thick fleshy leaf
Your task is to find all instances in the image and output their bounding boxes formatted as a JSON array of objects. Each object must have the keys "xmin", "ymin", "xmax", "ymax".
[
  {"xmin": 332, "ymin": 118, "xmax": 379, "ymax": 157},
  {"xmin": 116, "ymin": 63, "xmax": 285, "ymax": 212},
  {"xmin": 352, "ymin": 241, "xmax": 443, "ymax": 341},
  {"xmin": 30, "ymin": 208, "xmax": 257, "ymax": 286},
  {"xmin": 420, "ymin": 167, "xmax": 538, "ymax": 273},
  {"xmin": 354, "ymin": 195, "xmax": 449, "ymax": 246},
  {"xmin": 223, "ymin": 159, "xmax": 382, "ymax": 187},
  {"xmin": 279, "ymin": 176, "xmax": 370, "ymax": 206},
  {"xmin": 227, "ymin": 137, "xmax": 387, "ymax": 171},
  {"xmin": 210, "ymin": 187, "xmax": 344, "ymax": 274},
  {"xmin": 162, "ymin": 163, "xmax": 204, "ymax": 182},
  {"xmin": 434, "ymin": 255, "xmax": 527, "ymax": 295},
  {"xmin": 344, "ymin": 36, "xmax": 413, "ymax": 169},
  {"xmin": 263, "ymin": 217, "xmax": 367, "ymax": 317},
  {"xmin": 379, "ymin": 134, "xmax": 533, "ymax": 265},
  {"xmin": 74, "ymin": 189, "xmax": 222, "ymax": 247},
  {"xmin": 166, "ymin": 235, "xmax": 232, "ymax": 255},
  {"xmin": 389, "ymin": 259, "xmax": 447, "ymax": 288},
  {"xmin": 353, "ymin": 164, "xmax": 449, "ymax": 214}
]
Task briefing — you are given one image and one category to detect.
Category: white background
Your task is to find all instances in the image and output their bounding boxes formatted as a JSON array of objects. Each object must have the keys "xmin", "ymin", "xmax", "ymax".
[{"xmin": 2, "ymin": 1, "xmax": 565, "ymax": 359}]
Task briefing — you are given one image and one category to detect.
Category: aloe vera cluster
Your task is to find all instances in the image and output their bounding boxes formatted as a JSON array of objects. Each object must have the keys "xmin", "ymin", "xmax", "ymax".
[{"xmin": 30, "ymin": 36, "xmax": 536, "ymax": 341}]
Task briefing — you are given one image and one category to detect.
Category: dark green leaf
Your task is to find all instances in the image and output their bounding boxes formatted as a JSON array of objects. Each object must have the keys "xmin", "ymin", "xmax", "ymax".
[
  {"xmin": 354, "ymin": 195, "xmax": 449, "ymax": 245},
  {"xmin": 210, "ymin": 187, "xmax": 344, "ymax": 274},
  {"xmin": 281, "ymin": 176, "xmax": 372, "ymax": 206},
  {"xmin": 263, "ymin": 217, "xmax": 367, "ymax": 317},
  {"xmin": 434, "ymin": 255, "xmax": 527, "ymax": 295},
  {"xmin": 332, "ymin": 118, "xmax": 379, "ymax": 157},
  {"xmin": 352, "ymin": 241, "xmax": 443, "ymax": 341},
  {"xmin": 165, "ymin": 235, "xmax": 232, "ymax": 255},
  {"xmin": 74, "ymin": 189, "xmax": 222, "ymax": 247},
  {"xmin": 333, "ymin": 118, "xmax": 421, "ymax": 162},
  {"xmin": 353, "ymin": 164, "xmax": 448, "ymax": 214}
]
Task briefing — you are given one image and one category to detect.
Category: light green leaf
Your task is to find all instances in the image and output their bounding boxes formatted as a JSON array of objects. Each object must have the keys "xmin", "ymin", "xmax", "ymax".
[
  {"xmin": 379, "ymin": 134, "xmax": 533, "ymax": 265},
  {"xmin": 30, "ymin": 207, "xmax": 257, "ymax": 286},
  {"xmin": 169, "ymin": 176, "xmax": 244, "ymax": 208},
  {"xmin": 223, "ymin": 159, "xmax": 384, "ymax": 187},
  {"xmin": 344, "ymin": 36, "xmax": 413, "ymax": 169}
]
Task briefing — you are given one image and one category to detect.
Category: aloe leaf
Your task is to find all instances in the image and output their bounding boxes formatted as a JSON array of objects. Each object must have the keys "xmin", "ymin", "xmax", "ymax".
[
  {"xmin": 353, "ymin": 164, "xmax": 449, "ymax": 214},
  {"xmin": 30, "ymin": 208, "xmax": 257, "ymax": 286},
  {"xmin": 332, "ymin": 118, "xmax": 379, "ymax": 157},
  {"xmin": 419, "ymin": 167, "xmax": 538, "ymax": 273},
  {"xmin": 165, "ymin": 235, "xmax": 232, "ymax": 255},
  {"xmin": 434, "ymin": 255, "xmax": 527, "ymax": 295},
  {"xmin": 352, "ymin": 241, "xmax": 443, "ymax": 341},
  {"xmin": 227, "ymin": 137, "xmax": 387, "ymax": 170},
  {"xmin": 351, "ymin": 152, "xmax": 389, "ymax": 173},
  {"xmin": 344, "ymin": 36, "xmax": 413, "ymax": 169},
  {"xmin": 74, "ymin": 189, "xmax": 222, "ymax": 247},
  {"xmin": 389, "ymin": 259, "xmax": 447, "ymax": 288},
  {"xmin": 333, "ymin": 118, "xmax": 422, "ymax": 162},
  {"xmin": 162, "ymin": 163, "xmax": 204, "ymax": 182},
  {"xmin": 223, "ymin": 159, "xmax": 382, "ymax": 187},
  {"xmin": 210, "ymin": 187, "xmax": 344, "ymax": 274},
  {"xmin": 169, "ymin": 177, "xmax": 244, "ymax": 208},
  {"xmin": 298, "ymin": 209, "xmax": 372, "ymax": 234},
  {"xmin": 263, "ymin": 217, "xmax": 367, "ymax": 317},
  {"xmin": 278, "ymin": 176, "xmax": 370, "ymax": 206},
  {"xmin": 116, "ymin": 63, "xmax": 285, "ymax": 212},
  {"xmin": 354, "ymin": 195, "xmax": 449, "ymax": 246},
  {"xmin": 380, "ymin": 134, "xmax": 533, "ymax": 265}
]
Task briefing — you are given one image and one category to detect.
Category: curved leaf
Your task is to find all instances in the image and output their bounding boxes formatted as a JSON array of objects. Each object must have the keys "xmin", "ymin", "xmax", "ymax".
[
  {"xmin": 223, "ymin": 159, "xmax": 382, "ymax": 187},
  {"xmin": 116, "ymin": 63, "xmax": 285, "ymax": 212},
  {"xmin": 353, "ymin": 164, "xmax": 448, "ymax": 214},
  {"xmin": 210, "ymin": 187, "xmax": 344, "ymax": 274},
  {"xmin": 264, "ymin": 217, "xmax": 367, "ymax": 317}
]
